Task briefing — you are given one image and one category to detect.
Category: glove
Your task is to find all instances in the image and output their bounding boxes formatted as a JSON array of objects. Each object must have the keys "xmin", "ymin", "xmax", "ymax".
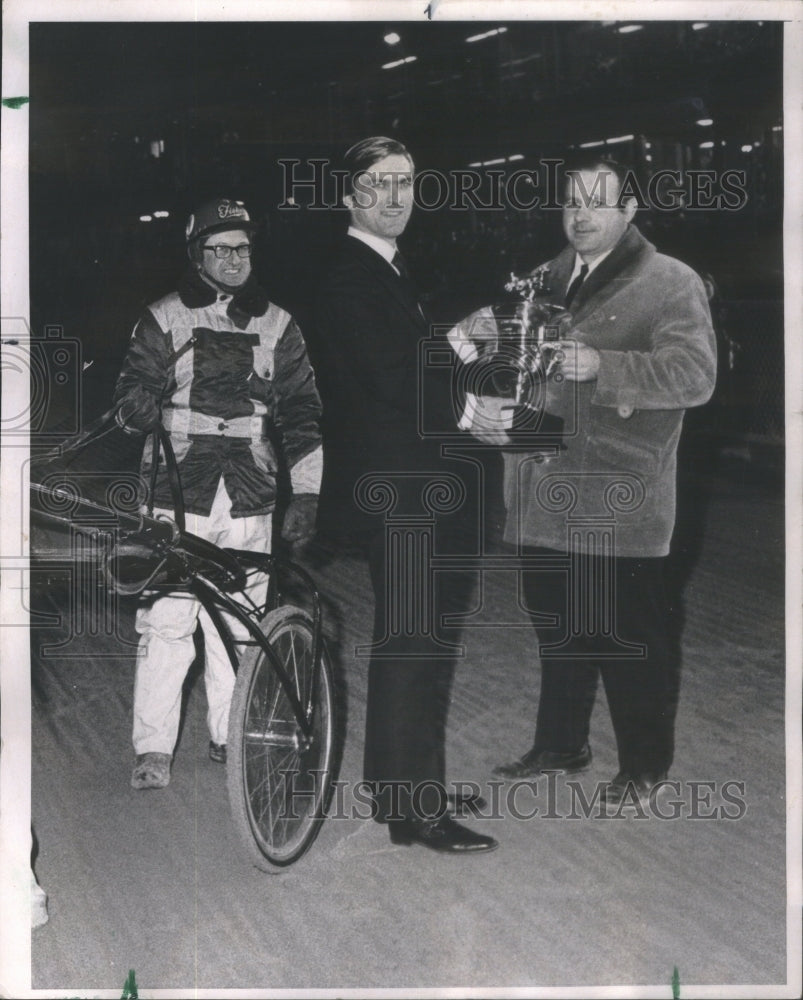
[
  {"xmin": 281, "ymin": 494, "xmax": 318, "ymax": 545},
  {"xmin": 115, "ymin": 387, "xmax": 161, "ymax": 435}
]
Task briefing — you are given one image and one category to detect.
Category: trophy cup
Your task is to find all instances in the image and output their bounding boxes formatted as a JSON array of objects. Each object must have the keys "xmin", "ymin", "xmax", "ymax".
[{"xmin": 449, "ymin": 265, "xmax": 572, "ymax": 450}]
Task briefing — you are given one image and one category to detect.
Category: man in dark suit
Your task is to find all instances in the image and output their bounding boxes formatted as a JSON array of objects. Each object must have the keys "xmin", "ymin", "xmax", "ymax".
[{"xmin": 311, "ymin": 136, "xmax": 497, "ymax": 853}]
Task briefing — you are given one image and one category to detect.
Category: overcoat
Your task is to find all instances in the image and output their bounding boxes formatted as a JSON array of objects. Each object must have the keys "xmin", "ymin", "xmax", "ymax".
[{"xmin": 500, "ymin": 226, "xmax": 717, "ymax": 557}]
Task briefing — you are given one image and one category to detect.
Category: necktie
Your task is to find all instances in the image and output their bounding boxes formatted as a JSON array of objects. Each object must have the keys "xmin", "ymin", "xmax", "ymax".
[
  {"xmin": 392, "ymin": 251, "xmax": 409, "ymax": 279},
  {"xmin": 565, "ymin": 263, "xmax": 589, "ymax": 307},
  {"xmin": 392, "ymin": 251, "xmax": 426, "ymax": 320}
]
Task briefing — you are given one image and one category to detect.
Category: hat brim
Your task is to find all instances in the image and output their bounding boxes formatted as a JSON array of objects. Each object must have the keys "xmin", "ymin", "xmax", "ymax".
[{"xmin": 192, "ymin": 219, "xmax": 259, "ymax": 241}]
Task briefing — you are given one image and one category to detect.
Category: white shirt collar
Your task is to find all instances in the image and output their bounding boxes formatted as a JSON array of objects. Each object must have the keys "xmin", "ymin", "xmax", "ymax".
[
  {"xmin": 569, "ymin": 246, "xmax": 614, "ymax": 282},
  {"xmin": 347, "ymin": 226, "xmax": 398, "ymax": 270}
]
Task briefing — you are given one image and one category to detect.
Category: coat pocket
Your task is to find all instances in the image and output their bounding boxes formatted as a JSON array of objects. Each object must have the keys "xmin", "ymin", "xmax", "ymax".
[{"xmin": 586, "ymin": 417, "xmax": 662, "ymax": 476}]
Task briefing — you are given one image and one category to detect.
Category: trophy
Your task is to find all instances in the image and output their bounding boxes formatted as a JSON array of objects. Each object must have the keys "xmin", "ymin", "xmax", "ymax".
[{"xmin": 449, "ymin": 265, "xmax": 572, "ymax": 448}]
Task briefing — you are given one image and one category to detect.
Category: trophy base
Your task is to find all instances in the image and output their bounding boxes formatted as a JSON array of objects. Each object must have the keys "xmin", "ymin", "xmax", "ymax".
[
  {"xmin": 501, "ymin": 406, "xmax": 566, "ymax": 456},
  {"xmin": 502, "ymin": 405, "xmax": 565, "ymax": 435}
]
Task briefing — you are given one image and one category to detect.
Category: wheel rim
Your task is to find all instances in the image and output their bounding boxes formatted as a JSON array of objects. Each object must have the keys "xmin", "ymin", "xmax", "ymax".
[{"xmin": 240, "ymin": 617, "xmax": 333, "ymax": 863}]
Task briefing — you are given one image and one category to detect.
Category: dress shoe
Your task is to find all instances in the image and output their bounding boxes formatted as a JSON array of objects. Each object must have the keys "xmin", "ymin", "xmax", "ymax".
[
  {"xmin": 389, "ymin": 816, "xmax": 498, "ymax": 853},
  {"xmin": 601, "ymin": 771, "xmax": 668, "ymax": 808},
  {"xmin": 447, "ymin": 791, "xmax": 488, "ymax": 816},
  {"xmin": 209, "ymin": 741, "xmax": 227, "ymax": 764},
  {"xmin": 493, "ymin": 742, "xmax": 592, "ymax": 779}
]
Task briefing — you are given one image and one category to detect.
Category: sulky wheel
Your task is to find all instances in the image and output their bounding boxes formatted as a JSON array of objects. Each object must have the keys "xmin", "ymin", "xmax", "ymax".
[{"xmin": 226, "ymin": 605, "xmax": 335, "ymax": 870}]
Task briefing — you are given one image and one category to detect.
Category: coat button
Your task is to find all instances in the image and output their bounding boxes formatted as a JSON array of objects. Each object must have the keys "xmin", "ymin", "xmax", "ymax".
[
  {"xmin": 218, "ymin": 421, "xmax": 227, "ymax": 431},
  {"xmin": 618, "ymin": 404, "xmax": 634, "ymax": 419}
]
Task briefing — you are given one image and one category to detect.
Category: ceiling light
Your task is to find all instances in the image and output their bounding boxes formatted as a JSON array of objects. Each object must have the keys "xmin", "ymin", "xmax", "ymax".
[
  {"xmin": 606, "ymin": 134, "xmax": 634, "ymax": 145},
  {"xmin": 500, "ymin": 53, "xmax": 542, "ymax": 68},
  {"xmin": 384, "ymin": 32, "xmax": 401, "ymax": 45},
  {"xmin": 578, "ymin": 139, "xmax": 605, "ymax": 149},
  {"xmin": 699, "ymin": 141, "xmax": 714, "ymax": 149},
  {"xmin": 696, "ymin": 118, "xmax": 714, "ymax": 126},
  {"xmin": 466, "ymin": 27, "xmax": 508, "ymax": 43},
  {"xmin": 470, "ymin": 153, "xmax": 526, "ymax": 167},
  {"xmin": 692, "ymin": 22, "xmax": 709, "ymax": 30},
  {"xmin": 617, "ymin": 24, "xmax": 643, "ymax": 34},
  {"xmin": 741, "ymin": 145, "xmax": 752, "ymax": 153},
  {"xmin": 139, "ymin": 215, "xmax": 153, "ymax": 223},
  {"xmin": 382, "ymin": 55, "xmax": 417, "ymax": 70}
]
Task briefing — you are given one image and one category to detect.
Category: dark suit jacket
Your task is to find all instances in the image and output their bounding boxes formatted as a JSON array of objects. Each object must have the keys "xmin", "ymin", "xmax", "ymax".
[{"xmin": 310, "ymin": 235, "xmax": 438, "ymax": 538}]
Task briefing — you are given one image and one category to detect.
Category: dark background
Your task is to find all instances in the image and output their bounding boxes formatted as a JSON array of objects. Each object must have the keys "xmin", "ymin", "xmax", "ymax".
[
  {"xmin": 24, "ymin": 26, "xmax": 790, "ymax": 990},
  {"xmin": 29, "ymin": 19, "xmax": 784, "ymax": 451}
]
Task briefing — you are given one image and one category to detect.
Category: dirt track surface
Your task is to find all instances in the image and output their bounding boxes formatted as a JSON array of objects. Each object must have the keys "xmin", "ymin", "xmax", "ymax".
[{"xmin": 29, "ymin": 474, "xmax": 787, "ymax": 994}]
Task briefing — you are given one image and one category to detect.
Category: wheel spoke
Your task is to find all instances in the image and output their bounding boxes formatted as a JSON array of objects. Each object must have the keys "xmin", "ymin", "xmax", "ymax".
[
  {"xmin": 251, "ymin": 750, "xmax": 299, "ymax": 834},
  {"xmin": 227, "ymin": 608, "xmax": 335, "ymax": 868}
]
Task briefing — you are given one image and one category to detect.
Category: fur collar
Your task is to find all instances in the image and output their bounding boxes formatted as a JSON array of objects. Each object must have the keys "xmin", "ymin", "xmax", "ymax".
[
  {"xmin": 177, "ymin": 267, "xmax": 270, "ymax": 326},
  {"xmin": 547, "ymin": 225, "xmax": 655, "ymax": 301}
]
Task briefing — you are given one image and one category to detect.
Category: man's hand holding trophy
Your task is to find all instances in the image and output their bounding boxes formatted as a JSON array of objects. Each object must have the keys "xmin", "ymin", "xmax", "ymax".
[{"xmin": 448, "ymin": 265, "xmax": 573, "ymax": 454}]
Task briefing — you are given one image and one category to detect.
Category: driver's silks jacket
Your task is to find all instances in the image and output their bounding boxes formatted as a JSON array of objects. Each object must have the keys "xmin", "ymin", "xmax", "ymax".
[{"xmin": 114, "ymin": 269, "xmax": 323, "ymax": 518}]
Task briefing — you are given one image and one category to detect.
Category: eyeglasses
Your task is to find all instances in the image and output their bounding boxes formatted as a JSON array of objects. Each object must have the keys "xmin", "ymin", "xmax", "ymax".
[{"xmin": 202, "ymin": 244, "xmax": 252, "ymax": 259}]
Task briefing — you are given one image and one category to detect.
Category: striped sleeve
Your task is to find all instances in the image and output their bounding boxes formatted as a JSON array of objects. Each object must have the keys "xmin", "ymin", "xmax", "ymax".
[{"xmin": 272, "ymin": 317, "xmax": 323, "ymax": 494}]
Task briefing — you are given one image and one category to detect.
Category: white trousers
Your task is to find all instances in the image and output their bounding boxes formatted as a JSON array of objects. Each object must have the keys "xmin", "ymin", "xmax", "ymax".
[{"xmin": 132, "ymin": 478, "xmax": 272, "ymax": 755}]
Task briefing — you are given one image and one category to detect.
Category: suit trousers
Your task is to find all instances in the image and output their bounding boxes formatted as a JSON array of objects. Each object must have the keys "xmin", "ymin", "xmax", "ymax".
[
  {"xmin": 362, "ymin": 506, "xmax": 475, "ymax": 822},
  {"xmin": 132, "ymin": 477, "xmax": 272, "ymax": 755},
  {"xmin": 522, "ymin": 547, "xmax": 680, "ymax": 778}
]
